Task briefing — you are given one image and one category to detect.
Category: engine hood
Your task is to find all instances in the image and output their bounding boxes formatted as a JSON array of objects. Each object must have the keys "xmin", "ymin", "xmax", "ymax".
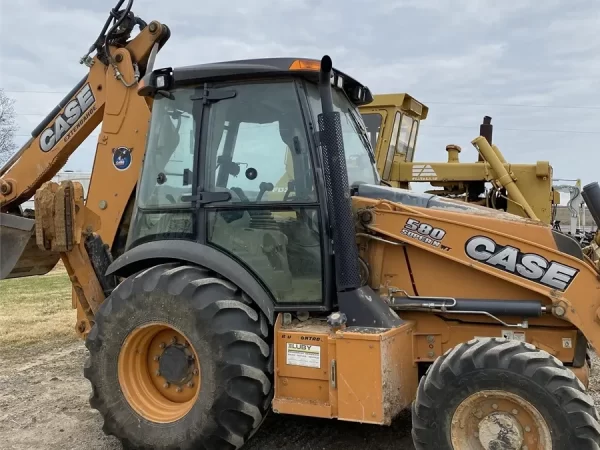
[
  {"xmin": 354, "ymin": 183, "xmax": 585, "ymax": 262},
  {"xmin": 355, "ymin": 184, "xmax": 538, "ymax": 223}
]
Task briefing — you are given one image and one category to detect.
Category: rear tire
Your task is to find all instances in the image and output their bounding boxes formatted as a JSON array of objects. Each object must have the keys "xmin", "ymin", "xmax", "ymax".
[
  {"xmin": 411, "ymin": 337, "xmax": 600, "ymax": 450},
  {"xmin": 84, "ymin": 262, "xmax": 273, "ymax": 450}
]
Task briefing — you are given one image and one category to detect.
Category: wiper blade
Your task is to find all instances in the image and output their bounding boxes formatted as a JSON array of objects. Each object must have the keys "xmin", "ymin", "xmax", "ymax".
[{"xmin": 346, "ymin": 108, "xmax": 376, "ymax": 164}]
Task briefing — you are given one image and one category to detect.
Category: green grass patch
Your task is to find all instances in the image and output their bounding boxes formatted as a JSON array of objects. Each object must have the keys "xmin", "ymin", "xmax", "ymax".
[{"xmin": 0, "ymin": 271, "xmax": 77, "ymax": 348}]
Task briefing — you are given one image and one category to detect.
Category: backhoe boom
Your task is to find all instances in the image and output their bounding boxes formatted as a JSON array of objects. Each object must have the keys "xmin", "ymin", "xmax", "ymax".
[
  {"xmin": 0, "ymin": 7, "xmax": 170, "ymax": 336},
  {"xmin": 0, "ymin": 21, "xmax": 168, "ymax": 211}
]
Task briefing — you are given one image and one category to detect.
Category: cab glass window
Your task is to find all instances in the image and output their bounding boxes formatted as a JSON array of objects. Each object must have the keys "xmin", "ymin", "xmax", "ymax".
[
  {"xmin": 361, "ymin": 112, "xmax": 382, "ymax": 151},
  {"xmin": 396, "ymin": 114, "xmax": 415, "ymax": 155},
  {"xmin": 405, "ymin": 120, "xmax": 419, "ymax": 162},
  {"xmin": 384, "ymin": 112, "xmax": 401, "ymax": 179},
  {"xmin": 306, "ymin": 84, "xmax": 379, "ymax": 188},
  {"xmin": 136, "ymin": 88, "xmax": 196, "ymax": 209},
  {"xmin": 205, "ymin": 81, "xmax": 316, "ymax": 203}
]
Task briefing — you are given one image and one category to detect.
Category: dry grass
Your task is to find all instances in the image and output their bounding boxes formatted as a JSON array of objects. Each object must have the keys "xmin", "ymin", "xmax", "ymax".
[{"xmin": 0, "ymin": 265, "xmax": 77, "ymax": 348}]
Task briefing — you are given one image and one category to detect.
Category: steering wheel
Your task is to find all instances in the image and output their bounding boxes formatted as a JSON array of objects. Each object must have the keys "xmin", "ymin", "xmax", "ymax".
[{"xmin": 230, "ymin": 186, "xmax": 250, "ymax": 202}]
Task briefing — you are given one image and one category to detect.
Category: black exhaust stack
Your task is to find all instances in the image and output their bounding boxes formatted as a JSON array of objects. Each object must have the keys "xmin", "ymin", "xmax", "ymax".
[
  {"xmin": 317, "ymin": 55, "xmax": 360, "ymax": 292},
  {"xmin": 480, "ymin": 116, "xmax": 493, "ymax": 144},
  {"xmin": 478, "ymin": 116, "xmax": 493, "ymax": 162},
  {"xmin": 317, "ymin": 55, "xmax": 402, "ymax": 328},
  {"xmin": 582, "ymin": 182, "xmax": 600, "ymax": 227}
]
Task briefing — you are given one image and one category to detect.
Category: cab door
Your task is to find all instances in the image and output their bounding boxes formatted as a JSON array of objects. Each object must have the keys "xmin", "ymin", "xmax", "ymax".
[{"xmin": 195, "ymin": 80, "xmax": 329, "ymax": 310}]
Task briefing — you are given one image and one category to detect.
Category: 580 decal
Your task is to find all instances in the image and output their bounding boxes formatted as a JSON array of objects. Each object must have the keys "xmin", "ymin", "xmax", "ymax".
[{"xmin": 401, "ymin": 218, "xmax": 450, "ymax": 250}]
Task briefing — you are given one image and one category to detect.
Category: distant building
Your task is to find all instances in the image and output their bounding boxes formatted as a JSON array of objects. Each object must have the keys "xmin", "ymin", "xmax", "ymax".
[{"xmin": 21, "ymin": 171, "xmax": 92, "ymax": 210}]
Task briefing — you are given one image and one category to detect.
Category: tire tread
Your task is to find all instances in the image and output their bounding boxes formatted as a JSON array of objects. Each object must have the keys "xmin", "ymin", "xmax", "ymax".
[
  {"xmin": 84, "ymin": 263, "xmax": 274, "ymax": 450},
  {"xmin": 412, "ymin": 337, "xmax": 600, "ymax": 450}
]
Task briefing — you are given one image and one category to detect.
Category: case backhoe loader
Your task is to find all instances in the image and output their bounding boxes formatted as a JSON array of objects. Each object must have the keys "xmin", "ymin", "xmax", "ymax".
[{"xmin": 2, "ymin": 2, "xmax": 600, "ymax": 449}]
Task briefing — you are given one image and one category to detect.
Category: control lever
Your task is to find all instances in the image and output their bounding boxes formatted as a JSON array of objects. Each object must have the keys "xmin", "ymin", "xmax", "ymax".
[
  {"xmin": 250, "ymin": 183, "xmax": 274, "ymax": 223},
  {"xmin": 256, "ymin": 182, "xmax": 274, "ymax": 202},
  {"xmin": 283, "ymin": 180, "xmax": 295, "ymax": 201}
]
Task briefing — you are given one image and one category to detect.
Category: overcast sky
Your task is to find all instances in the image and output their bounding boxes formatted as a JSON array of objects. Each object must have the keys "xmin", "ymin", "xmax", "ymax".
[{"xmin": 1, "ymin": 0, "xmax": 599, "ymax": 202}]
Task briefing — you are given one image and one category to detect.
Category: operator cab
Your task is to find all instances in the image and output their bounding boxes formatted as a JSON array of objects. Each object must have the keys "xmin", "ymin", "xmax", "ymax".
[
  {"xmin": 129, "ymin": 57, "xmax": 378, "ymax": 310},
  {"xmin": 359, "ymin": 93, "xmax": 428, "ymax": 186}
]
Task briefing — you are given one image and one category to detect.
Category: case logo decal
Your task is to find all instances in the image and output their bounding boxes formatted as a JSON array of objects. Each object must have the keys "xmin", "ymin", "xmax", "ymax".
[{"xmin": 465, "ymin": 236, "xmax": 578, "ymax": 291}]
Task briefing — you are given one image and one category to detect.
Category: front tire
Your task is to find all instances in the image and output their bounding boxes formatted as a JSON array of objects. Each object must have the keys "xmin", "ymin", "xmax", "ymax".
[
  {"xmin": 84, "ymin": 263, "xmax": 274, "ymax": 450},
  {"xmin": 411, "ymin": 337, "xmax": 600, "ymax": 450}
]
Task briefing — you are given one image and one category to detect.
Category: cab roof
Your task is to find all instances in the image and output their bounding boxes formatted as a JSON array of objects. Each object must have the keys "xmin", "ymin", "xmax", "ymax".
[
  {"xmin": 360, "ymin": 93, "xmax": 429, "ymax": 120},
  {"xmin": 162, "ymin": 57, "xmax": 373, "ymax": 106}
]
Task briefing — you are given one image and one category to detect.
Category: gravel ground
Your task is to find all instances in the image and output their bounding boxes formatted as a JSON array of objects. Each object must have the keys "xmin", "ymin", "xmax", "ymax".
[
  {"xmin": 0, "ymin": 339, "xmax": 598, "ymax": 450},
  {"xmin": 0, "ymin": 340, "xmax": 415, "ymax": 450}
]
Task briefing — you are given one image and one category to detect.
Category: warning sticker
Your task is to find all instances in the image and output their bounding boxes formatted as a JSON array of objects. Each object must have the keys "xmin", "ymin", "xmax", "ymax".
[
  {"xmin": 286, "ymin": 343, "xmax": 321, "ymax": 369},
  {"xmin": 502, "ymin": 330, "xmax": 526, "ymax": 342}
]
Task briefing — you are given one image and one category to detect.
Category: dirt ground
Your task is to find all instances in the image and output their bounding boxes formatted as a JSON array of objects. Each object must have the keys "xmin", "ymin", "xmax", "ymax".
[{"xmin": 0, "ymin": 268, "xmax": 599, "ymax": 450}]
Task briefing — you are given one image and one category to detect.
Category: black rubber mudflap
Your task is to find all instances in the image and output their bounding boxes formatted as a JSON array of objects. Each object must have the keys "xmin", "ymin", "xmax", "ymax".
[
  {"xmin": 411, "ymin": 337, "xmax": 600, "ymax": 450},
  {"xmin": 84, "ymin": 262, "xmax": 273, "ymax": 450}
]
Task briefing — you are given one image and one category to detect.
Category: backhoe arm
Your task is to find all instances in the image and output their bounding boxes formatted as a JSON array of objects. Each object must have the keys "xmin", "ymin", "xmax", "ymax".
[
  {"xmin": 0, "ymin": 3, "xmax": 170, "ymax": 337},
  {"xmin": 0, "ymin": 21, "xmax": 168, "ymax": 209}
]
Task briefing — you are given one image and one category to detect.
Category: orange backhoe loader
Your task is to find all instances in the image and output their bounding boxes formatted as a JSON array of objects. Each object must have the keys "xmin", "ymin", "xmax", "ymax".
[{"xmin": 2, "ymin": 2, "xmax": 600, "ymax": 449}]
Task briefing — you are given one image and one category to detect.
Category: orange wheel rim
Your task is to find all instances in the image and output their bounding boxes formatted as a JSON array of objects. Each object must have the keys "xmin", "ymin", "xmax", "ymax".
[
  {"xmin": 118, "ymin": 323, "xmax": 201, "ymax": 423},
  {"xmin": 450, "ymin": 389, "xmax": 552, "ymax": 450}
]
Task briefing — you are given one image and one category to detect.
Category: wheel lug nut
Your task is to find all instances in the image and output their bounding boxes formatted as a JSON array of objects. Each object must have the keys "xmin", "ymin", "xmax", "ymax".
[
  {"xmin": 525, "ymin": 426, "xmax": 531, "ymax": 432},
  {"xmin": 171, "ymin": 337, "xmax": 177, "ymax": 344},
  {"xmin": 159, "ymin": 342, "xmax": 166, "ymax": 349},
  {"xmin": 187, "ymin": 381, "xmax": 194, "ymax": 388},
  {"xmin": 176, "ymin": 387, "xmax": 182, "ymax": 393},
  {"xmin": 155, "ymin": 370, "xmax": 160, "ymax": 376},
  {"xmin": 163, "ymin": 382, "xmax": 170, "ymax": 388},
  {"xmin": 193, "ymin": 368, "xmax": 199, "ymax": 376},
  {"xmin": 512, "ymin": 409, "xmax": 518, "ymax": 415},
  {"xmin": 492, "ymin": 404, "xmax": 498, "ymax": 410},
  {"xmin": 154, "ymin": 355, "xmax": 160, "ymax": 361}
]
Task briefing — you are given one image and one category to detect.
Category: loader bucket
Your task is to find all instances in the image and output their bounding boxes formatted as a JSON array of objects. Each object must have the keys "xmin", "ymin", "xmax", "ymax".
[{"xmin": 0, "ymin": 212, "xmax": 60, "ymax": 279}]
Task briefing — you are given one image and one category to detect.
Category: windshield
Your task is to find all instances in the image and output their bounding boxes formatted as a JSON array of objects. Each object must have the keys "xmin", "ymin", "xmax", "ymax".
[{"xmin": 306, "ymin": 84, "xmax": 379, "ymax": 188}]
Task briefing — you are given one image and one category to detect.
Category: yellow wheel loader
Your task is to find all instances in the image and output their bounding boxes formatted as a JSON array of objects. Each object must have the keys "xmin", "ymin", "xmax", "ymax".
[
  {"xmin": 359, "ymin": 93, "xmax": 600, "ymax": 267},
  {"xmin": 359, "ymin": 94, "xmax": 559, "ymax": 224},
  {"xmin": 2, "ymin": 2, "xmax": 600, "ymax": 449}
]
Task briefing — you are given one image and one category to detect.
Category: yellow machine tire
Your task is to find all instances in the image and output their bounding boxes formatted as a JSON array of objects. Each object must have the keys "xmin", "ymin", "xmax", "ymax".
[
  {"xmin": 84, "ymin": 262, "xmax": 274, "ymax": 450},
  {"xmin": 411, "ymin": 337, "xmax": 600, "ymax": 450}
]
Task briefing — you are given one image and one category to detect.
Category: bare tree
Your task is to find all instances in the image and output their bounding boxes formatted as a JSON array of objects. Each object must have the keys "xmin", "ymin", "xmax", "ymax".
[{"xmin": 0, "ymin": 88, "xmax": 18, "ymax": 166}]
